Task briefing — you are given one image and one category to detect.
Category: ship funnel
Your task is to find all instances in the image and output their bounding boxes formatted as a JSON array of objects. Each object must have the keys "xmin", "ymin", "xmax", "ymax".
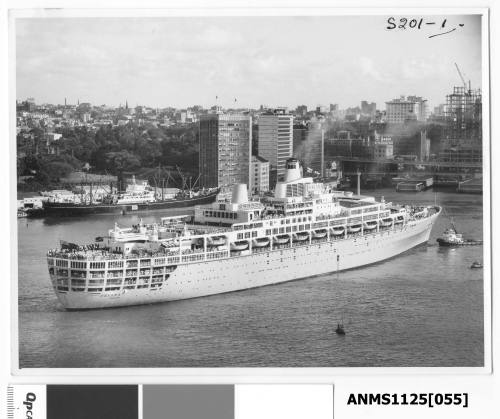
[
  {"xmin": 275, "ymin": 183, "xmax": 286, "ymax": 199},
  {"xmin": 284, "ymin": 159, "xmax": 302, "ymax": 182},
  {"xmin": 231, "ymin": 184, "xmax": 248, "ymax": 204}
]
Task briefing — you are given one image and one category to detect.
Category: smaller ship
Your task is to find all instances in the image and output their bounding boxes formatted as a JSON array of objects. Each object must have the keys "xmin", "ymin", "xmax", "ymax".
[
  {"xmin": 470, "ymin": 261, "xmax": 483, "ymax": 269},
  {"xmin": 335, "ymin": 322, "xmax": 345, "ymax": 335},
  {"xmin": 17, "ymin": 196, "xmax": 47, "ymax": 218},
  {"xmin": 41, "ymin": 176, "xmax": 218, "ymax": 217},
  {"xmin": 436, "ymin": 227, "xmax": 483, "ymax": 247}
]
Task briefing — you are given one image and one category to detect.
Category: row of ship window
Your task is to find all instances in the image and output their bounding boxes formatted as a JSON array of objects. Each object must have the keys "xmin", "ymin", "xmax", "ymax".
[
  {"xmin": 203, "ymin": 210, "xmax": 238, "ymax": 219},
  {"xmin": 56, "ymin": 275, "xmax": 168, "ymax": 292},
  {"xmin": 50, "ymin": 258, "xmax": 178, "ymax": 269},
  {"xmin": 233, "ymin": 215, "xmax": 394, "ymax": 242},
  {"xmin": 50, "ymin": 266, "xmax": 177, "ymax": 277}
]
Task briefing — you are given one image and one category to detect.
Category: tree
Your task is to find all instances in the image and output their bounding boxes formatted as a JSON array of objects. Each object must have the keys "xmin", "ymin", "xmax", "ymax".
[{"xmin": 104, "ymin": 151, "xmax": 141, "ymax": 172}]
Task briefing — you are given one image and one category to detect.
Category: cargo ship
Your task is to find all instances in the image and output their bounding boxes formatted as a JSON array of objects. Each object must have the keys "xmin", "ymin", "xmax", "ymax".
[
  {"xmin": 42, "ymin": 177, "xmax": 218, "ymax": 217},
  {"xmin": 46, "ymin": 159, "xmax": 441, "ymax": 310}
]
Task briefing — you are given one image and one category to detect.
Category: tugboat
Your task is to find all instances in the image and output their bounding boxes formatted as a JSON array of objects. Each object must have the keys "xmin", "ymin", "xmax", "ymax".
[
  {"xmin": 436, "ymin": 226, "xmax": 482, "ymax": 247},
  {"xmin": 470, "ymin": 261, "xmax": 483, "ymax": 269}
]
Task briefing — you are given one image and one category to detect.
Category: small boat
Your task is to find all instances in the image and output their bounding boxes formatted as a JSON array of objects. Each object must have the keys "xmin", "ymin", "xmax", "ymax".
[
  {"xmin": 348, "ymin": 224, "xmax": 362, "ymax": 233},
  {"xmin": 394, "ymin": 216, "xmax": 404, "ymax": 224},
  {"xmin": 470, "ymin": 261, "xmax": 483, "ymax": 269},
  {"xmin": 230, "ymin": 240, "xmax": 249, "ymax": 251},
  {"xmin": 436, "ymin": 227, "xmax": 483, "ymax": 247},
  {"xmin": 312, "ymin": 229, "xmax": 327, "ymax": 239},
  {"xmin": 293, "ymin": 231, "xmax": 309, "ymax": 242},
  {"xmin": 252, "ymin": 237, "xmax": 270, "ymax": 247},
  {"xmin": 363, "ymin": 221, "xmax": 378, "ymax": 230},
  {"xmin": 17, "ymin": 209, "xmax": 28, "ymax": 218},
  {"xmin": 335, "ymin": 322, "xmax": 345, "ymax": 335},
  {"xmin": 379, "ymin": 218, "xmax": 393, "ymax": 227},
  {"xmin": 209, "ymin": 236, "xmax": 226, "ymax": 246},
  {"xmin": 273, "ymin": 234, "xmax": 290, "ymax": 244},
  {"xmin": 331, "ymin": 226, "xmax": 345, "ymax": 236}
]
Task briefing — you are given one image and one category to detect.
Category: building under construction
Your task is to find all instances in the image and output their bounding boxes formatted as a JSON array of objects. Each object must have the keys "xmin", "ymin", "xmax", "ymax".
[{"xmin": 444, "ymin": 85, "xmax": 482, "ymax": 148}]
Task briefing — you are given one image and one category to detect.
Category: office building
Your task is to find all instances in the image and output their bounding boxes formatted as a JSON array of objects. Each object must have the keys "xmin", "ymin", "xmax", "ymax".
[
  {"xmin": 249, "ymin": 155, "xmax": 270, "ymax": 194},
  {"xmin": 374, "ymin": 136, "xmax": 393, "ymax": 160},
  {"xmin": 199, "ymin": 113, "xmax": 252, "ymax": 188},
  {"xmin": 258, "ymin": 108, "xmax": 294, "ymax": 185},
  {"xmin": 385, "ymin": 96, "xmax": 428, "ymax": 123}
]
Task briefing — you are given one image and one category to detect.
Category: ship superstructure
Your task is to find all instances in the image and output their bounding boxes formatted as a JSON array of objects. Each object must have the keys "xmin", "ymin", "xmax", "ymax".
[{"xmin": 46, "ymin": 159, "xmax": 441, "ymax": 309}]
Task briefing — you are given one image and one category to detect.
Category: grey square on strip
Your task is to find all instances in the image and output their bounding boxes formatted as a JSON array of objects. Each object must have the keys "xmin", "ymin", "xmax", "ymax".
[{"xmin": 143, "ymin": 385, "xmax": 234, "ymax": 419}]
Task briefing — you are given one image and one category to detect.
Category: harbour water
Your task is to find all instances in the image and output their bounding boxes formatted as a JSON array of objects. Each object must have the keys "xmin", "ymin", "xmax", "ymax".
[{"xmin": 17, "ymin": 189, "xmax": 485, "ymax": 368}]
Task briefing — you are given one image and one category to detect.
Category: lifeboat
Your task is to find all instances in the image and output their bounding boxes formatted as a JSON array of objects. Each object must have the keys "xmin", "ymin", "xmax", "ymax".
[
  {"xmin": 348, "ymin": 224, "xmax": 362, "ymax": 233},
  {"xmin": 293, "ymin": 231, "xmax": 309, "ymax": 242},
  {"xmin": 363, "ymin": 221, "xmax": 378, "ymax": 230},
  {"xmin": 230, "ymin": 240, "xmax": 249, "ymax": 251},
  {"xmin": 273, "ymin": 235, "xmax": 290, "ymax": 244},
  {"xmin": 312, "ymin": 229, "xmax": 327, "ymax": 239},
  {"xmin": 379, "ymin": 218, "xmax": 393, "ymax": 227},
  {"xmin": 394, "ymin": 215, "xmax": 405, "ymax": 224},
  {"xmin": 208, "ymin": 236, "xmax": 226, "ymax": 246},
  {"xmin": 331, "ymin": 226, "xmax": 345, "ymax": 236},
  {"xmin": 252, "ymin": 237, "xmax": 270, "ymax": 247}
]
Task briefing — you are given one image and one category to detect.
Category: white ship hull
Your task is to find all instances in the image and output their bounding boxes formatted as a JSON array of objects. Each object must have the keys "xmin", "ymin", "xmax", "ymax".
[{"xmin": 51, "ymin": 213, "xmax": 438, "ymax": 309}]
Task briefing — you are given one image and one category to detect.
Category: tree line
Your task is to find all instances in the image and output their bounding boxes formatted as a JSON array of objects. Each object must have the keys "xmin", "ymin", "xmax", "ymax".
[{"xmin": 17, "ymin": 123, "xmax": 200, "ymax": 190}]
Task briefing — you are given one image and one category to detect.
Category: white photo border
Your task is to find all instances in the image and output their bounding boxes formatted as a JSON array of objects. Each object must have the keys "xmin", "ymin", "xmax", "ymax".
[{"xmin": 8, "ymin": 5, "xmax": 492, "ymax": 380}]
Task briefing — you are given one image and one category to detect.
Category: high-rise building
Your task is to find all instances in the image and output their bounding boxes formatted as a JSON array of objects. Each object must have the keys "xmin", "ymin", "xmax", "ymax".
[
  {"xmin": 249, "ymin": 155, "xmax": 270, "ymax": 195},
  {"xmin": 385, "ymin": 96, "xmax": 428, "ymax": 123},
  {"xmin": 257, "ymin": 108, "xmax": 293, "ymax": 185},
  {"xmin": 199, "ymin": 113, "xmax": 252, "ymax": 188}
]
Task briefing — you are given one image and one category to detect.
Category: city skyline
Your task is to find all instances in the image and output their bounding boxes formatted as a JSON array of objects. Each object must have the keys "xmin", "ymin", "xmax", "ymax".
[{"xmin": 16, "ymin": 15, "xmax": 482, "ymax": 109}]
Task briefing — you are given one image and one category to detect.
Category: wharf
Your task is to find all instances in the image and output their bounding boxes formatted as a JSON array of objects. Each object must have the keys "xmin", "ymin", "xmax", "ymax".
[{"xmin": 457, "ymin": 178, "xmax": 483, "ymax": 194}]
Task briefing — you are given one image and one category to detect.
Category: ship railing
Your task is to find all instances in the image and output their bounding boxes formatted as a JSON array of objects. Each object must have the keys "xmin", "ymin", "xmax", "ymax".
[
  {"xmin": 181, "ymin": 248, "xmax": 204, "ymax": 255},
  {"xmin": 48, "ymin": 250, "xmax": 123, "ymax": 261},
  {"xmin": 206, "ymin": 250, "xmax": 227, "ymax": 260}
]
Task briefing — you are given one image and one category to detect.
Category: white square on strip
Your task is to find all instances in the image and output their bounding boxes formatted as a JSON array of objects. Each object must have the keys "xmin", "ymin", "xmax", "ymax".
[
  {"xmin": 8, "ymin": 385, "xmax": 46, "ymax": 419},
  {"xmin": 235, "ymin": 384, "xmax": 333, "ymax": 419}
]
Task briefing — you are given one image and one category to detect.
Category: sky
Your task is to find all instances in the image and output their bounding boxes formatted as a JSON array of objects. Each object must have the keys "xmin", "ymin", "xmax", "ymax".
[{"xmin": 15, "ymin": 15, "xmax": 482, "ymax": 110}]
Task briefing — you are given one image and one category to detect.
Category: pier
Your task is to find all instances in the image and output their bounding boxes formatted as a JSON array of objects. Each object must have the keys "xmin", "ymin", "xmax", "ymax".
[{"xmin": 335, "ymin": 157, "xmax": 482, "ymax": 188}]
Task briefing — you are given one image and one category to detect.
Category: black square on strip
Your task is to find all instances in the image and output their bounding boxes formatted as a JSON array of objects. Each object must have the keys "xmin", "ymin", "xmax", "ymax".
[{"xmin": 47, "ymin": 385, "xmax": 138, "ymax": 419}]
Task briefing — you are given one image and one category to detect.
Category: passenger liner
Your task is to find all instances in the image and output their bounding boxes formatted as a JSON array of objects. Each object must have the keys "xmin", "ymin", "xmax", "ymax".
[{"xmin": 46, "ymin": 160, "xmax": 441, "ymax": 310}]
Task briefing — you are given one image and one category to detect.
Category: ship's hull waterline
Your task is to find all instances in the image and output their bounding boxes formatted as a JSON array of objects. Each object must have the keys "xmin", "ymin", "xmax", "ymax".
[{"xmin": 49, "ymin": 211, "xmax": 439, "ymax": 310}]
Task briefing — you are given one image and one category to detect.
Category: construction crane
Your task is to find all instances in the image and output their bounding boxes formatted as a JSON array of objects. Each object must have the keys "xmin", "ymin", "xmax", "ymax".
[{"xmin": 454, "ymin": 62, "xmax": 471, "ymax": 94}]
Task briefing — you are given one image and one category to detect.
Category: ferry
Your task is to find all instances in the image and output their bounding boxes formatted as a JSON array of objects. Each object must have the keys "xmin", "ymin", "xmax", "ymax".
[{"xmin": 46, "ymin": 159, "xmax": 441, "ymax": 310}]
